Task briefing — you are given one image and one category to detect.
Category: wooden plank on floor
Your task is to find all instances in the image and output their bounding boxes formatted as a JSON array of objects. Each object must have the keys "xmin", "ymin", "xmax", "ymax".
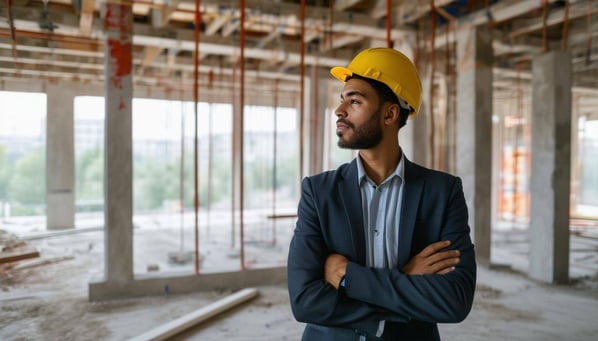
[
  {"xmin": 130, "ymin": 287, "xmax": 259, "ymax": 341},
  {"xmin": 0, "ymin": 249, "xmax": 40, "ymax": 264}
]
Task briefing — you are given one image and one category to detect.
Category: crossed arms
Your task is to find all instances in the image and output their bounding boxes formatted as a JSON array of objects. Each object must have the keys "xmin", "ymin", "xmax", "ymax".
[
  {"xmin": 287, "ymin": 175, "xmax": 476, "ymax": 334},
  {"xmin": 325, "ymin": 240, "xmax": 461, "ymax": 289}
]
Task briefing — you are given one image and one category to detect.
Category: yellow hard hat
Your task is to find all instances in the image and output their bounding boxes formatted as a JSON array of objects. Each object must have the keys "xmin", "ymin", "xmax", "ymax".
[{"xmin": 330, "ymin": 47, "xmax": 422, "ymax": 117}]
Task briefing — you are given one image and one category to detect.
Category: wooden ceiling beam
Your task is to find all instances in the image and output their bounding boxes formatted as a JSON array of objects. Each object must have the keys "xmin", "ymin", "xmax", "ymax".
[
  {"xmin": 151, "ymin": 0, "xmax": 184, "ymax": 28},
  {"xmin": 205, "ymin": 13, "xmax": 232, "ymax": 35},
  {"xmin": 79, "ymin": 0, "xmax": 96, "ymax": 36}
]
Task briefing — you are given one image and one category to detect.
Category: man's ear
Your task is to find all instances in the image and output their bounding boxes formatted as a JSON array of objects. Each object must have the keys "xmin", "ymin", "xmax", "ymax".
[{"xmin": 383, "ymin": 103, "xmax": 401, "ymax": 126}]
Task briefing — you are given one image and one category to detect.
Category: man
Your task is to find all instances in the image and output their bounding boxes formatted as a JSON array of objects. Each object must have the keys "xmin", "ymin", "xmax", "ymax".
[{"xmin": 287, "ymin": 47, "xmax": 476, "ymax": 340}]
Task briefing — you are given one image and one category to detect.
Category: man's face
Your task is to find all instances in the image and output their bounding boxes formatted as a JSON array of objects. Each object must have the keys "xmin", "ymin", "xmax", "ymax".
[{"xmin": 335, "ymin": 78, "xmax": 383, "ymax": 150}]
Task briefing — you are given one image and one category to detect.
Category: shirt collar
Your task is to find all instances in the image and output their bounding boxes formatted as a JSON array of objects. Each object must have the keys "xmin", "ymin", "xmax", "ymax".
[{"xmin": 356, "ymin": 151, "xmax": 405, "ymax": 186}]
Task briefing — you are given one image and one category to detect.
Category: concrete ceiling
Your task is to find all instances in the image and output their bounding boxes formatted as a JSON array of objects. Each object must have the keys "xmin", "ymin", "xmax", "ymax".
[{"xmin": 0, "ymin": 0, "xmax": 597, "ymax": 91}]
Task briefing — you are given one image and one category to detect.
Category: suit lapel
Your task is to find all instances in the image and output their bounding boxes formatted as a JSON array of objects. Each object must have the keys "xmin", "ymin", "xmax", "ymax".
[
  {"xmin": 398, "ymin": 158, "xmax": 424, "ymax": 267},
  {"xmin": 338, "ymin": 160, "xmax": 366, "ymax": 264}
]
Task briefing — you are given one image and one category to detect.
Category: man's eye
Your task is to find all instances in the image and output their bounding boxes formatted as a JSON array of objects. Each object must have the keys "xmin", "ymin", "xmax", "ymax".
[{"xmin": 350, "ymin": 99, "xmax": 359, "ymax": 104}]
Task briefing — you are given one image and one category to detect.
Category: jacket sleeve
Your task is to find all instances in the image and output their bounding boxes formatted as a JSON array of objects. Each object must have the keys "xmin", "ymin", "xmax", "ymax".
[
  {"xmin": 343, "ymin": 177, "xmax": 476, "ymax": 323},
  {"xmin": 287, "ymin": 177, "xmax": 404, "ymax": 334}
]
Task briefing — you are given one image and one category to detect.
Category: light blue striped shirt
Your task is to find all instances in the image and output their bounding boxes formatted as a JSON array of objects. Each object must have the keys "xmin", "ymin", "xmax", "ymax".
[
  {"xmin": 356, "ymin": 152, "xmax": 405, "ymax": 269},
  {"xmin": 355, "ymin": 152, "xmax": 405, "ymax": 338}
]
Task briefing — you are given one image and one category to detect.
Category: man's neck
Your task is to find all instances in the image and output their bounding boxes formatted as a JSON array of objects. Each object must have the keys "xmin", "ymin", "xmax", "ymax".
[{"xmin": 358, "ymin": 143, "xmax": 402, "ymax": 185}]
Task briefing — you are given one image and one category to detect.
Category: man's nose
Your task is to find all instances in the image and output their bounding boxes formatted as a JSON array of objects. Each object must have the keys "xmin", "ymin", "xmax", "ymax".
[{"xmin": 335, "ymin": 103, "xmax": 347, "ymax": 118}]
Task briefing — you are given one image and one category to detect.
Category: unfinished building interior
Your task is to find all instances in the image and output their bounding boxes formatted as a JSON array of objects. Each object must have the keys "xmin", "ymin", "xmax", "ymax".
[{"xmin": 1, "ymin": 0, "xmax": 597, "ymax": 340}]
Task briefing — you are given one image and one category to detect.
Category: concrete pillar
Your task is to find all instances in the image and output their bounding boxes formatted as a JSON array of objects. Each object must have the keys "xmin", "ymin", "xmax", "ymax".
[
  {"xmin": 46, "ymin": 86, "xmax": 75, "ymax": 230},
  {"xmin": 306, "ymin": 66, "xmax": 327, "ymax": 175},
  {"xmin": 456, "ymin": 26, "xmax": 493, "ymax": 265},
  {"xmin": 529, "ymin": 51, "xmax": 571, "ymax": 284},
  {"xmin": 103, "ymin": 1, "xmax": 134, "ymax": 283},
  {"xmin": 407, "ymin": 54, "xmax": 430, "ymax": 167}
]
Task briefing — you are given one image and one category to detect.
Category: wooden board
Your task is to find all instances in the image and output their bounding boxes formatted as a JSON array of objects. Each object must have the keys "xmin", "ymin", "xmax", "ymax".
[
  {"xmin": 130, "ymin": 287, "xmax": 259, "ymax": 341},
  {"xmin": 0, "ymin": 249, "xmax": 40, "ymax": 264}
]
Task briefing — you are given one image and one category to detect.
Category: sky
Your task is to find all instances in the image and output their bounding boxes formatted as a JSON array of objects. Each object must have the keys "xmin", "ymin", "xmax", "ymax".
[{"xmin": 0, "ymin": 91, "xmax": 46, "ymax": 137}]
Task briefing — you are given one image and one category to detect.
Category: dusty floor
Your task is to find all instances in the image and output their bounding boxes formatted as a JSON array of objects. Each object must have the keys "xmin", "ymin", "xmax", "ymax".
[{"xmin": 1, "ymin": 215, "xmax": 598, "ymax": 341}]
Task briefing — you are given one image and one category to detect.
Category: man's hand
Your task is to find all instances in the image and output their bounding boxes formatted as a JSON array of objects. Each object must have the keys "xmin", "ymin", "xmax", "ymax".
[
  {"xmin": 402, "ymin": 240, "xmax": 460, "ymax": 275},
  {"xmin": 324, "ymin": 254, "xmax": 348, "ymax": 289}
]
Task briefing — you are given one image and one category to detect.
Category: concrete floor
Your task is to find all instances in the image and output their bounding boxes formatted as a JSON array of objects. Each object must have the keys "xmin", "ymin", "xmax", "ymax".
[{"xmin": 1, "ymin": 214, "xmax": 598, "ymax": 340}]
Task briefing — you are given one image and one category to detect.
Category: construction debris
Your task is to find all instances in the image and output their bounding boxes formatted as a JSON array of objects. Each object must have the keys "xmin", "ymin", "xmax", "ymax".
[
  {"xmin": 130, "ymin": 287, "xmax": 259, "ymax": 341},
  {"xmin": 0, "ymin": 230, "xmax": 40, "ymax": 267}
]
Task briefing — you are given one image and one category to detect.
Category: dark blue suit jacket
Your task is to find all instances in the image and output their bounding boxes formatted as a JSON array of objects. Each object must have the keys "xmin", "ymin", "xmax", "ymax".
[{"xmin": 287, "ymin": 158, "xmax": 476, "ymax": 340}]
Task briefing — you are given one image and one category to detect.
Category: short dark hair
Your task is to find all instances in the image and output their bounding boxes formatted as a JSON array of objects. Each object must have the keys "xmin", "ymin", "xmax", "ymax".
[{"xmin": 347, "ymin": 74, "xmax": 411, "ymax": 129}]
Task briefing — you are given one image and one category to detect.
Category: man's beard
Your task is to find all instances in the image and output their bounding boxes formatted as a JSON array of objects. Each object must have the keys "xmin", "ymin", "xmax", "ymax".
[{"xmin": 337, "ymin": 107, "xmax": 383, "ymax": 149}]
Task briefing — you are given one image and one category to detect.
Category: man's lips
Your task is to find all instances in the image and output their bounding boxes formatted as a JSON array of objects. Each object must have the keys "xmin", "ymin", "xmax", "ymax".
[{"xmin": 336, "ymin": 120, "xmax": 352, "ymax": 130}]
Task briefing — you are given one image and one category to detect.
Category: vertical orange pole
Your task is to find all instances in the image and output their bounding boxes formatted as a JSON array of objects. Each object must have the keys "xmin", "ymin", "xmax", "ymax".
[
  {"xmin": 239, "ymin": 0, "xmax": 246, "ymax": 271},
  {"xmin": 451, "ymin": 22, "xmax": 457, "ymax": 172},
  {"xmin": 179, "ymin": 87, "xmax": 185, "ymax": 255},
  {"xmin": 299, "ymin": 0, "xmax": 305, "ymax": 181},
  {"xmin": 414, "ymin": 0, "xmax": 424, "ymax": 66},
  {"xmin": 386, "ymin": 0, "xmax": 392, "ymax": 48},
  {"xmin": 207, "ymin": 71, "xmax": 214, "ymax": 241},
  {"xmin": 586, "ymin": 0, "xmax": 593, "ymax": 64},
  {"xmin": 429, "ymin": 0, "xmax": 436, "ymax": 169},
  {"xmin": 562, "ymin": 0, "xmax": 569, "ymax": 50},
  {"xmin": 442, "ymin": 21, "xmax": 451, "ymax": 172},
  {"xmin": 514, "ymin": 63, "xmax": 524, "ymax": 223},
  {"xmin": 272, "ymin": 79, "xmax": 279, "ymax": 246},
  {"xmin": 328, "ymin": 0, "xmax": 334, "ymax": 50},
  {"xmin": 231, "ymin": 57, "xmax": 237, "ymax": 249},
  {"xmin": 6, "ymin": 0, "xmax": 17, "ymax": 57},
  {"xmin": 542, "ymin": 0, "xmax": 548, "ymax": 53},
  {"xmin": 192, "ymin": 0, "xmax": 201, "ymax": 275}
]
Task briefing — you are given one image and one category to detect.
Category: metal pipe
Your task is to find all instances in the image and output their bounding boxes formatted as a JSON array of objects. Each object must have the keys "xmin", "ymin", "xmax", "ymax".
[
  {"xmin": 207, "ymin": 72, "xmax": 214, "ymax": 242},
  {"xmin": 562, "ymin": 0, "xmax": 570, "ymax": 50},
  {"xmin": 6, "ymin": 0, "xmax": 17, "ymax": 57},
  {"xmin": 239, "ymin": 0, "xmax": 246, "ymax": 271},
  {"xmin": 231, "ymin": 53, "xmax": 237, "ymax": 249},
  {"xmin": 328, "ymin": 0, "xmax": 334, "ymax": 50},
  {"xmin": 585, "ymin": 0, "xmax": 593, "ymax": 65},
  {"xmin": 272, "ymin": 79, "xmax": 279, "ymax": 247},
  {"xmin": 542, "ymin": 0, "xmax": 548, "ymax": 53},
  {"xmin": 193, "ymin": 0, "xmax": 201, "ymax": 275},
  {"xmin": 386, "ymin": 0, "xmax": 392, "ymax": 48},
  {"xmin": 299, "ymin": 0, "xmax": 306, "ymax": 180},
  {"xmin": 429, "ymin": 0, "xmax": 436, "ymax": 168},
  {"xmin": 513, "ymin": 64, "xmax": 524, "ymax": 224},
  {"xmin": 179, "ymin": 87, "xmax": 185, "ymax": 256}
]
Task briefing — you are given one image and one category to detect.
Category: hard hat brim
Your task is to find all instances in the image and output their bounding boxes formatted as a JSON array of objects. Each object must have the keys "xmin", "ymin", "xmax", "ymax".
[{"xmin": 330, "ymin": 66, "xmax": 354, "ymax": 83}]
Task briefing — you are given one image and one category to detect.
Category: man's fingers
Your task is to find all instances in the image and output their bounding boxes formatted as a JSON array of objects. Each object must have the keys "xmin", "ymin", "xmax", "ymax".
[
  {"xmin": 418, "ymin": 240, "xmax": 451, "ymax": 257},
  {"xmin": 429, "ymin": 256, "xmax": 460, "ymax": 273},
  {"xmin": 427, "ymin": 249, "xmax": 460, "ymax": 265},
  {"xmin": 436, "ymin": 266, "xmax": 456, "ymax": 275},
  {"xmin": 403, "ymin": 241, "xmax": 460, "ymax": 275}
]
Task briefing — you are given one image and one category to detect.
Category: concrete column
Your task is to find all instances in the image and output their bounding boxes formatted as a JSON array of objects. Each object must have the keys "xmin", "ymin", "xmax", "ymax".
[
  {"xmin": 391, "ymin": 41, "xmax": 421, "ymax": 163},
  {"xmin": 456, "ymin": 26, "xmax": 493, "ymax": 265},
  {"xmin": 406, "ymin": 54, "xmax": 430, "ymax": 167},
  {"xmin": 306, "ymin": 66, "xmax": 327, "ymax": 175},
  {"xmin": 103, "ymin": 1, "xmax": 133, "ymax": 283},
  {"xmin": 46, "ymin": 86, "xmax": 75, "ymax": 230},
  {"xmin": 529, "ymin": 51, "xmax": 571, "ymax": 284}
]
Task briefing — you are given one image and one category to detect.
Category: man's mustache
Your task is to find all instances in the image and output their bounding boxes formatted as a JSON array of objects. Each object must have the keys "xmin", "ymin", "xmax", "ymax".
[{"xmin": 336, "ymin": 119, "xmax": 354, "ymax": 128}]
